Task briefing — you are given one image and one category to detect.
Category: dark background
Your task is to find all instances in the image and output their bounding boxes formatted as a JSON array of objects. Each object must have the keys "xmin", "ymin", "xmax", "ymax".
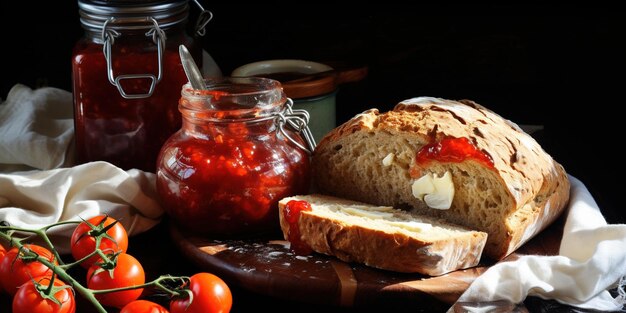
[
  {"xmin": 1, "ymin": 3, "xmax": 623, "ymax": 223},
  {"xmin": 1, "ymin": 3, "xmax": 625, "ymax": 312}
]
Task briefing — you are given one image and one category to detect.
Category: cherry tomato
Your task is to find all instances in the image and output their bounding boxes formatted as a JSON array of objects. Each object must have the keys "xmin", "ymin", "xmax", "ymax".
[
  {"xmin": 87, "ymin": 253, "xmax": 145, "ymax": 308},
  {"xmin": 0, "ymin": 244, "xmax": 7, "ymax": 293},
  {"xmin": 0, "ymin": 243, "xmax": 6, "ymax": 259},
  {"xmin": 70, "ymin": 215, "xmax": 128, "ymax": 268},
  {"xmin": 121, "ymin": 300, "xmax": 169, "ymax": 313},
  {"xmin": 0, "ymin": 244, "xmax": 6, "ymax": 293},
  {"xmin": 170, "ymin": 273, "xmax": 232, "ymax": 313},
  {"xmin": 13, "ymin": 276, "xmax": 75, "ymax": 313},
  {"xmin": 0, "ymin": 244, "xmax": 57, "ymax": 295}
]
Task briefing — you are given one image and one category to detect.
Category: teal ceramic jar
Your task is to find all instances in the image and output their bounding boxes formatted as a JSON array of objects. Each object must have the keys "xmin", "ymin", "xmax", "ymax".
[{"xmin": 232, "ymin": 60, "xmax": 336, "ymax": 142}]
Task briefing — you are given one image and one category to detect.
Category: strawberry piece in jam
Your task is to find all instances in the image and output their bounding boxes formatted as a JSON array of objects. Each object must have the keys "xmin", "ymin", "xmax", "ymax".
[
  {"xmin": 283, "ymin": 200, "xmax": 313, "ymax": 255},
  {"xmin": 416, "ymin": 137, "xmax": 494, "ymax": 168}
]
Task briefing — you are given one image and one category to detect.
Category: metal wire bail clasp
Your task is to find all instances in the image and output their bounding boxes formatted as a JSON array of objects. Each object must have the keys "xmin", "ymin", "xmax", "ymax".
[
  {"xmin": 192, "ymin": 0, "xmax": 213, "ymax": 36},
  {"xmin": 102, "ymin": 17, "xmax": 165, "ymax": 99},
  {"xmin": 276, "ymin": 98, "xmax": 317, "ymax": 154}
]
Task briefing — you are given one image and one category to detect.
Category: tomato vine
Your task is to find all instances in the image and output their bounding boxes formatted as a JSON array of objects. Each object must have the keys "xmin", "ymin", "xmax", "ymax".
[{"xmin": 0, "ymin": 217, "xmax": 232, "ymax": 313}]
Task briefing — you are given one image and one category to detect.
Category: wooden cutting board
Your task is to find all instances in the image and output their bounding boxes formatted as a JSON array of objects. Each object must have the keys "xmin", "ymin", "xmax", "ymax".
[{"xmin": 170, "ymin": 217, "xmax": 564, "ymax": 309}]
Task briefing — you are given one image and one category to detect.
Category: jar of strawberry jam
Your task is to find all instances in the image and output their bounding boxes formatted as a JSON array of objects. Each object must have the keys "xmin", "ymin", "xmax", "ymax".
[
  {"xmin": 156, "ymin": 77, "xmax": 314, "ymax": 236},
  {"xmin": 72, "ymin": 0, "xmax": 213, "ymax": 172}
]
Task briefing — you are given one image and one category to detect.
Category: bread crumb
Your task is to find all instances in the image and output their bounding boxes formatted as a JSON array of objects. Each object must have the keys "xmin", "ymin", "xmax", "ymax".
[
  {"xmin": 267, "ymin": 251, "xmax": 284, "ymax": 258},
  {"xmin": 382, "ymin": 153, "xmax": 394, "ymax": 166}
]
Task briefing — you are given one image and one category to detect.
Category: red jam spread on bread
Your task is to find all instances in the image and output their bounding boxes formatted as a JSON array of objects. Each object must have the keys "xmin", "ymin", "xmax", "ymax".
[
  {"xmin": 283, "ymin": 200, "xmax": 313, "ymax": 255},
  {"xmin": 416, "ymin": 137, "xmax": 494, "ymax": 169}
]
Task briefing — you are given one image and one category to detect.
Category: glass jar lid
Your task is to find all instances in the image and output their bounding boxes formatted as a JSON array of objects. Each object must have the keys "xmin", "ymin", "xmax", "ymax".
[
  {"xmin": 78, "ymin": 0, "xmax": 189, "ymax": 33},
  {"xmin": 180, "ymin": 77, "xmax": 317, "ymax": 153},
  {"xmin": 180, "ymin": 77, "xmax": 287, "ymax": 120}
]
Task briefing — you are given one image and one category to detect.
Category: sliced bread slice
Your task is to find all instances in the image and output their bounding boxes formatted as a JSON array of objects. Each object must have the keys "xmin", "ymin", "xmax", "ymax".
[{"xmin": 278, "ymin": 194, "xmax": 487, "ymax": 276}]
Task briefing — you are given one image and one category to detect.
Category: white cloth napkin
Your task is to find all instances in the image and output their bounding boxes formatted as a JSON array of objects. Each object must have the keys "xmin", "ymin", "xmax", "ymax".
[
  {"xmin": 1, "ymin": 84, "xmax": 165, "ymax": 253},
  {"xmin": 0, "ymin": 161, "xmax": 164, "ymax": 254},
  {"xmin": 0, "ymin": 84, "xmax": 74, "ymax": 172},
  {"xmin": 454, "ymin": 176, "xmax": 626, "ymax": 311}
]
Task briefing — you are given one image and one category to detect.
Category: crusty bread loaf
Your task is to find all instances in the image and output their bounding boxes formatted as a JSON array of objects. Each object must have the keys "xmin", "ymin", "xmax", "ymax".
[
  {"xmin": 312, "ymin": 97, "xmax": 570, "ymax": 260},
  {"xmin": 278, "ymin": 194, "xmax": 487, "ymax": 275}
]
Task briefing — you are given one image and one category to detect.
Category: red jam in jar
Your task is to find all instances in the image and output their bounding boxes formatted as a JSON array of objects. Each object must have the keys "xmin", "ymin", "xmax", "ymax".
[
  {"xmin": 283, "ymin": 200, "xmax": 313, "ymax": 255},
  {"xmin": 415, "ymin": 137, "xmax": 495, "ymax": 169},
  {"xmin": 72, "ymin": 0, "xmax": 202, "ymax": 172},
  {"xmin": 157, "ymin": 77, "xmax": 311, "ymax": 236}
]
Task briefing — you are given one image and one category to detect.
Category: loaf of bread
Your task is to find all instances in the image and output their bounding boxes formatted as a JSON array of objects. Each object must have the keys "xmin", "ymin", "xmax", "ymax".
[
  {"xmin": 312, "ymin": 97, "xmax": 570, "ymax": 260},
  {"xmin": 278, "ymin": 194, "xmax": 487, "ymax": 275}
]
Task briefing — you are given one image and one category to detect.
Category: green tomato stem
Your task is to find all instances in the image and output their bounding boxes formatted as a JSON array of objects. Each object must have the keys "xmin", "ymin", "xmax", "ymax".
[
  {"xmin": 1, "ymin": 221, "xmax": 192, "ymax": 313},
  {"xmin": 42, "ymin": 220, "xmax": 82, "ymax": 231},
  {"xmin": 0, "ymin": 222, "xmax": 76, "ymax": 266},
  {"xmin": 59, "ymin": 248, "xmax": 100, "ymax": 270},
  {"xmin": 89, "ymin": 282, "xmax": 153, "ymax": 295},
  {"xmin": 89, "ymin": 275, "xmax": 189, "ymax": 297},
  {"xmin": 2, "ymin": 224, "xmax": 109, "ymax": 313},
  {"xmin": 5, "ymin": 233, "xmax": 110, "ymax": 313},
  {"xmin": 152, "ymin": 275, "xmax": 191, "ymax": 297},
  {"xmin": 32, "ymin": 229, "xmax": 66, "ymax": 266},
  {"xmin": 0, "ymin": 231, "xmax": 10, "ymax": 242}
]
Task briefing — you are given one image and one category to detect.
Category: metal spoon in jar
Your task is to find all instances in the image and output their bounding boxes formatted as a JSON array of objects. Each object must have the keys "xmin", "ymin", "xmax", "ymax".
[{"xmin": 178, "ymin": 45, "xmax": 206, "ymax": 90}]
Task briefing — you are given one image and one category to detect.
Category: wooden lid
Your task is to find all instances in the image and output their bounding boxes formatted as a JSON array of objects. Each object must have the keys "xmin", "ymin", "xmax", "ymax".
[
  {"xmin": 231, "ymin": 60, "xmax": 367, "ymax": 99},
  {"xmin": 282, "ymin": 73, "xmax": 336, "ymax": 99}
]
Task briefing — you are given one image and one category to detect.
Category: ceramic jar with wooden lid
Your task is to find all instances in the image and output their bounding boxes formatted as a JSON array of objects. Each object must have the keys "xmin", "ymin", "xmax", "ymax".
[{"xmin": 232, "ymin": 59, "xmax": 367, "ymax": 142}]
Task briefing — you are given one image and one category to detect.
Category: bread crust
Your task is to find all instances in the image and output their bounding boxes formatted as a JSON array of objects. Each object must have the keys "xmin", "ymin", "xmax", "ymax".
[
  {"xmin": 278, "ymin": 195, "xmax": 487, "ymax": 276},
  {"xmin": 313, "ymin": 97, "xmax": 570, "ymax": 259}
]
